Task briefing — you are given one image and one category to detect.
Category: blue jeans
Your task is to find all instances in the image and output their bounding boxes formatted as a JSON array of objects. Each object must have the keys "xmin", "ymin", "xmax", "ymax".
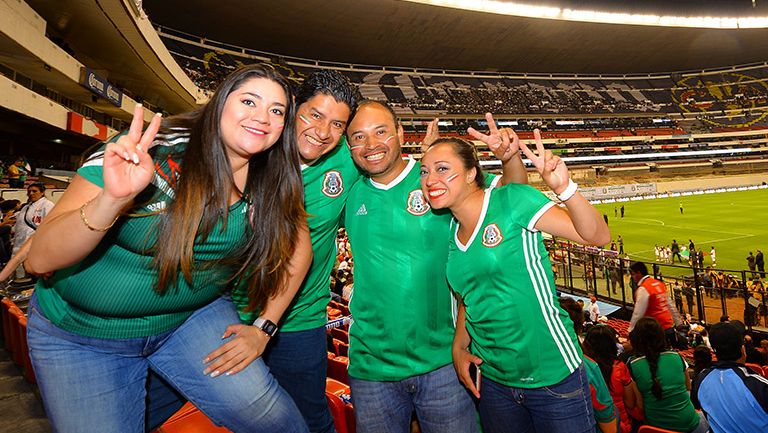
[
  {"xmin": 349, "ymin": 364, "xmax": 480, "ymax": 433},
  {"xmin": 478, "ymin": 364, "xmax": 595, "ymax": 433},
  {"xmin": 263, "ymin": 326, "xmax": 336, "ymax": 433},
  {"xmin": 27, "ymin": 295, "xmax": 309, "ymax": 433}
]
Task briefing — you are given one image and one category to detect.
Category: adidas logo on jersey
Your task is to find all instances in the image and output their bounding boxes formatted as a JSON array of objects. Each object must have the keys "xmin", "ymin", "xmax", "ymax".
[{"xmin": 356, "ymin": 204, "xmax": 368, "ymax": 216}]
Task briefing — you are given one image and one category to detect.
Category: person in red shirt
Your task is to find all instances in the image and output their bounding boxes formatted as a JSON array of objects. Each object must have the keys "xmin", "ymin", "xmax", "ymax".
[{"xmin": 628, "ymin": 262, "xmax": 682, "ymax": 347}]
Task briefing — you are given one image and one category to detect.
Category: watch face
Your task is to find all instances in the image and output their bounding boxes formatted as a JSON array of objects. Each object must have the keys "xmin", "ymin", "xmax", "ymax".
[{"xmin": 261, "ymin": 320, "xmax": 278, "ymax": 336}]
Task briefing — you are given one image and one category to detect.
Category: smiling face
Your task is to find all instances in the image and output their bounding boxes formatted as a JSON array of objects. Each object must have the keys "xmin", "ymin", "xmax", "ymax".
[
  {"xmin": 296, "ymin": 93, "xmax": 351, "ymax": 163},
  {"xmin": 346, "ymin": 103, "xmax": 406, "ymax": 184},
  {"xmin": 219, "ymin": 77, "xmax": 287, "ymax": 166},
  {"xmin": 419, "ymin": 143, "xmax": 477, "ymax": 210}
]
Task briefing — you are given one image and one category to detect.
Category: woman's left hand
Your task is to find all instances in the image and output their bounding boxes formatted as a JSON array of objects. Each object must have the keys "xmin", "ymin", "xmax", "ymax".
[
  {"xmin": 203, "ymin": 324, "xmax": 270, "ymax": 377},
  {"xmin": 519, "ymin": 129, "xmax": 570, "ymax": 194}
]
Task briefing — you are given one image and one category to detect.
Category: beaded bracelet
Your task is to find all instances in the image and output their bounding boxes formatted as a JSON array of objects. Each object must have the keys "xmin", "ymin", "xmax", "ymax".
[{"xmin": 79, "ymin": 199, "xmax": 120, "ymax": 232}]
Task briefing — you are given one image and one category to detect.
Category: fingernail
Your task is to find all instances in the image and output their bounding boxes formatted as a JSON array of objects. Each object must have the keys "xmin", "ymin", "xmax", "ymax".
[
  {"xmin": 225, "ymin": 371, "xmax": 233, "ymax": 376},
  {"xmin": 155, "ymin": 113, "xmax": 163, "ymax": 118},
  {"xmin": 210, "ymin": 370, "xmax": 220, "ymax": 378},
  {"xmin": 221, "ymin": 333, "xmax": 227, "ymax": 339},
  {"xmin": 203, "ymin": 368, "xmax": 210, "ymax": 375},
  {"xmin": 132, "ymin": 153, "xmax": 139, "ymax": 164},
  {"xmin": 123, "ymin": 151, "xmax": 131, "ymax": 161},
  {"xmin": 136, "ymin": 103, "xmax": 142, "ymax": 108},
  {"xmin": 203, "ymin": 357, "xmax": 210, "ymax": 363}
]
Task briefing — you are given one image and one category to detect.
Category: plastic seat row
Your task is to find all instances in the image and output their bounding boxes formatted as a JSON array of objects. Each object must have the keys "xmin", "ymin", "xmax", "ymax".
[{"xmin": 1, "ymin": 298, "xmax": 35, "ymax": 383}]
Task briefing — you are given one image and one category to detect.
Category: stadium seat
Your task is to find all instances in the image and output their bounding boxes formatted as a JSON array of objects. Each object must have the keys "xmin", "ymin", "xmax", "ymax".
[
  {"xmin": 328, "ymin": 356, "xmax": 350, "ymax": 384},
  {"xmin": 638, "ymin": 426, "xmax": 683, "ymax": 433},
  {"xmin": 153, "ymin": 402, "xmax": 231, "ymax": 433},
  {"xmin": 8, "ymin": 306, "xmax": 24, "ymax": 366},
  {"xmin": 326, "ymin": 377, "xmax": 351, "ymax": 397},
  {"xmin": 745, "ymin": 363, "xmax": 763, "ymax": 375},
  {"xmin": 1, "ymin": 298, "xmax": 16, "ymax": 351},
  {"xmin": 16, "ymin": 316, "xmax": 35, "ymax": 383},
  {"xmin": 345, "ymin": 403, "xmax": 356, "ymax": 433},
  {"xmin": 325, "ymin": 392, "xmax": 349, "ymax": 433},
  {"xmin": 333, "ymin": 338, "xmax": 349, "ymax": 357},
  {"xmin": 331, "ymin": 327, "xmax": 349, "ymax": 343}
]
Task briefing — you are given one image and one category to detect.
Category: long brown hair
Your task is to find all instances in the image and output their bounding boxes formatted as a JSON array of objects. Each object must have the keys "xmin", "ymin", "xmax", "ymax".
[{"xmin": 151, "ymin": 64, "xmax": 305, "ymax": 312}]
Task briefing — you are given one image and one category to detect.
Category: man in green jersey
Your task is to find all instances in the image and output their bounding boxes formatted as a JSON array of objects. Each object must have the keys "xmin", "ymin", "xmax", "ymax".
[
  {"xmin": 343, "ymin": 100, "xmax": 526, "ymax": 433},
  {"xmin": 148, "ymin": 71, "xmax": 361, "ymax": 433}
]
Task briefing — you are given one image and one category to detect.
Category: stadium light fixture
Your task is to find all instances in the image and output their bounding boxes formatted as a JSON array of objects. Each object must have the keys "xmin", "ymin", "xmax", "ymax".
[{"xmin": 403, "ymin": 0, "xmax": 768, "ymax": 28}]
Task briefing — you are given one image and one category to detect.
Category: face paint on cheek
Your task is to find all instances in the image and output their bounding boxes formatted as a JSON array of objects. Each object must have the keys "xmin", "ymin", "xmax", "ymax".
[
  {"xmin": 446, "ymin": 173, "xmax": 459, "ymax": 182},
  {"xmin": 348, "ymin": 143, "xmax": 364, "ymax": 150},
  {"xmin": 384, "ymin": 135, "xmax": 395, "ymax": 144},
  {"xmin": 298, "ymin": 114, "xmax": 312, "ymax": 126}
]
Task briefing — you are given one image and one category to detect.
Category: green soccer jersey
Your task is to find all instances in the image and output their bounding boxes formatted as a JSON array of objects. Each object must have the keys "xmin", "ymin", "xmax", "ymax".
[
  {"xmin": 446, "ymin": 183, "xmax": 583, "ymax": 388},
  {"xmin": 344, "ymin": 159, "xmax": 458, "ymax": 381},
  {"xmin": 35, "ymin": 130, "xmax": 248, "ymax": 339},
  {"xmin": 232, "ymin": 139, "xmax": 362, "ymax": 331}
]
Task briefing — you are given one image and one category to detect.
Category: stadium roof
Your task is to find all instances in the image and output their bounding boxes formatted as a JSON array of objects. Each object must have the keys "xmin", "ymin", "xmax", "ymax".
[{"xmin": 143, "ymin": 0, "xmax": 768, "ymax": 75}]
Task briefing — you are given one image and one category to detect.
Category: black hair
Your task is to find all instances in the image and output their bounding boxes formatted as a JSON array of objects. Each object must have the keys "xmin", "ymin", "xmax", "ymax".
[
  {"xmin": 629, "ymin": 317, "xmax": 667, "ymax": 400},
  {"xmin": 426, "ymin": 138, "xmax": 485, "ymax": 188},
  {"xmin": 295, "ymin": 70, "xmax": 360, "ymax": 121},
  {"xmin": 691, "ymin": 346, "xmax": 713, "ymax": 379},
  {"xmin": 629, "ymin": 261, "xmax": 648, "ymax": 276},
  {"xmin": 709, "ymin": 321, "xmax": 745, "ymax": 361},
  {"xmin": 584, "ymin": 325, "xmax": 620, "ymax": 391},
  {"xmin": 27, "ymin": 182, "xmax": 45, "ymax": 193}
]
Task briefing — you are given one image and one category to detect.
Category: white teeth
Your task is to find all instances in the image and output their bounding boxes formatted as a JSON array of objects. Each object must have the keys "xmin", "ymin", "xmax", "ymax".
[
  {"xmin": 429, "ymin": 189, "xmax": 446, "ymax": 197},
  {"xmin": 244, "ymin": 127, "xmax": 266, "ymax": 135},
  {"xmin": 366, "ymin": 152, "xmax": 385, "ymax": 161},
  {"xmin": 305, "ymin": 135, "xmax": 323, "ymax": 146}
]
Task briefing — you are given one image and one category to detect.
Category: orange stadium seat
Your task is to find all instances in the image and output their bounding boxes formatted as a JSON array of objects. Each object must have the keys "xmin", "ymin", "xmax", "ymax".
[
  {"xmin": 153, "ymin": 402, "xmax": 231, "ymax": 433},
  {"xmin": 1, "ymin": 298, "xmax": 16, "ymax": 351},
  {"xmin": 333, "ymin": 339, "xmax": 349, "ymax": 357},
  {"xmin": 326, "ymin": 378, "xmax": 351, "ymax": 397},
  {"xmin": 331, "ymin": 327, "xmax": 349, "ymax": 344},
  {"xmin": 8, "ymin": 306, "xmax": 24, "ymax": 366},
  {"xmin": 325, "ymin": 392, "xmax": 350, "ymax": 433},
  {"xmin": 745, "ymin": 363, "xmax": 763, "ymax": 375},
  {"xmin": 345, "ymin": 403, "xmax": 356, "ymax": 433},
  {"xmin": 638, "ymin": 425, "xmax": 683, "ymax": 433},
  {"xmin": 16, "ymin": 316, "xmax": 35, "ymax": 384},
  {"xmin": 328, "ymin": 356, "xmax": 350, "ymax": 384}
]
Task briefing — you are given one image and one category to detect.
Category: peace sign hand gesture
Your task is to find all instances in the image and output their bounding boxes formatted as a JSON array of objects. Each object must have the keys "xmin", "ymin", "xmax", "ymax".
[
  {"xmin": 102, "ymin": 104, "xmax": 162, "ymax": 205},
  {"xmin": 420, "ymin": 118, "xmax": 441, "ymax": 152},
  {"xmin": 519, "ymin": 129, "xmax": 570, "ymax": 194},
  {"xmin": 467, "ymin": 113, "xmax": 520, "ymax": 164}
]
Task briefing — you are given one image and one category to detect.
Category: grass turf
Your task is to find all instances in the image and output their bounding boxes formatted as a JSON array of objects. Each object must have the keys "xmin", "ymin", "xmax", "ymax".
[{"xmin": 594, "ymin": 189, "xmax": 768, "ymax": 274}]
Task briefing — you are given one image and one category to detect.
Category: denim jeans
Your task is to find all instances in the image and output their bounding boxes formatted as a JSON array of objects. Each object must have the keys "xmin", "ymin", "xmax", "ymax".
[
  {"xmin": 478, "ymin": 364, "xmax": 595, "ymax": 433},
  {"xmin": 349, "ymin": 364, "xmax": 480, "ymax": 433},
  {"xmin": 27, "ymin": 295, "xmax": 309, "ymax": 433},
  {"xmin": 262, "ymin": 326, "xmax": 336, "ymax": 433}
]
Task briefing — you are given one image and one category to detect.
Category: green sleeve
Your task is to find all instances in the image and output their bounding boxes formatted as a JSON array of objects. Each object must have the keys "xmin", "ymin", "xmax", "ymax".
[{"xmin": 495, "ymin": 184, "xmax": 555, "ymax": 230}]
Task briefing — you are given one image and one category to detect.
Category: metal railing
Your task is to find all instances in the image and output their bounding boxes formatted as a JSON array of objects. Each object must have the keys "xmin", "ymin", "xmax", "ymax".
[{"xmin": 546, "ymin": 239, "xmax": 768, "ymax": 331}]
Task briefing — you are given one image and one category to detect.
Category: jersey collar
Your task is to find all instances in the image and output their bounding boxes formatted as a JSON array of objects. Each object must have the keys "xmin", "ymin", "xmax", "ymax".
[
  {"xmin": 455, "ymin": 187, "xmax": 492, "ymax": 252},
  {"xmin": 369, "ymin": 158, "xmax": 415, "ymax": 191}
]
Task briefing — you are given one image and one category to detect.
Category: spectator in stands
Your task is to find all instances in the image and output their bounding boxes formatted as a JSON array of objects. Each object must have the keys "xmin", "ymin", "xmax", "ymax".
[
  {"xmin": 0, "ymin": 183, "xmax": 55, "ymax": 281},
  {"xmin": 23, "ymin": 65, "xmax": 312, "ymax": 432},
  {"xmin": 688, "ymin": 345, "xmax": 713, "ymax": 382},
  {"xmin": 145, "ymin": 69, "xmax": 361, "ymax": 433},
  {"xmin": 7, "ymin": 157, "xmax": 27, "ymax": 188},
  {"xmin": 589, "ymin": 296, "xmax": 601, "ymax": 323},
  {"xmin": 344, "ymin": 103, "xmax": 527, "ymax": 433},
  {"xmin": 628, "ymin": 262, "xmax": 682, "ymax": 348},
  {"xmin": 584, "ymin": 325, "xmax": 641, "ymax": 433},
  {"xmin": 560, "ymin": 299, "xmax": 619, "ymax": 433},
  {"xmin": 692, "ymin": 320, "xmax": 768, "ymax": 433},
  {"xmin": 421, "ymin": 130, "xmax": 609, "ymax": 432},
  {"xmin": 628, "ymin": 318, "xmax": 709, "ymax": 433}
]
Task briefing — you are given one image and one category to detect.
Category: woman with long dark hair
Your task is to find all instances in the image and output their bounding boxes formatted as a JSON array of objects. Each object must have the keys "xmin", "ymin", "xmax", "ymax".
[
  {"xmin": 628, "ymin": 317, "xmax": 708, "ymax": 433},
  {"xmin": 419, "ymin": 133, "xmax": 610, "ymax": 433},
  {"xmin": 24, "ymin": 64, "xmax": 311, "ymax": 433},
  {"xmin": 584, "ymin": 325, "xmax": 641, "ymax": 433}
]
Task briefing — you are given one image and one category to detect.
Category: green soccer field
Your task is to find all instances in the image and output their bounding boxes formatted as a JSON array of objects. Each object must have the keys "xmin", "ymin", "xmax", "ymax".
[{"xmin": 593, "ymin": 189, "xmax": 768, "ymax": 274}]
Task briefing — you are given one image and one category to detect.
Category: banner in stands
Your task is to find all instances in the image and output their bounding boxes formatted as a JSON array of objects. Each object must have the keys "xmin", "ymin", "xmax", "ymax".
[
  {"xmin": 578, "ymin": 183, "xmax": 657, "ymax": 200},
  {"xmin": 66, "ymin": 112, "xmax": 108, "ymax": 141},
  {"xmin": 80, "ymin": 68, "xmax": 123, "ymax": 107}
]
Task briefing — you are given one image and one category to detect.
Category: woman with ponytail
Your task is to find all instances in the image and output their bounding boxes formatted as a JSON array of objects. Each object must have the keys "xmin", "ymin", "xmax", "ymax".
[
  {"xmin": 584, "ymin": 325, "xmax": 641, "ymax": 433},
  {"xmin": 627, "ymin": 317, "xmax": 708, "ymax": 432}
]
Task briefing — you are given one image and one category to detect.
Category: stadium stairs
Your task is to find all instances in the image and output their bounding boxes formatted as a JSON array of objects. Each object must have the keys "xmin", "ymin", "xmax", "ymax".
[{"xmin": 0, "ymin": 341, "xmax": 50, "ymax": 432}]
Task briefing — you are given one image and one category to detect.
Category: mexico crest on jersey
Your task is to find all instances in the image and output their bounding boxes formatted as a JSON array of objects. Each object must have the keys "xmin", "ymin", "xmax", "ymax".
[
  {"xmin": 321, "ymin": 170, "xmax": 344, "ymax": 198},
  {"xmin": 406, "ymin": 190, "xmax": 430, "ymax": 216},
  {"xmin": 482, "ymin": 223, "xmax": 503, "ymax": 248}
]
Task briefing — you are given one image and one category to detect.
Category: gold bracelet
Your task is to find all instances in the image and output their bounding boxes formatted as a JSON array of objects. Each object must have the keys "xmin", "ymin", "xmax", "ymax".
[{"xmin": 80, "ymin": 199, "xmax": 120, "ymax": 232}]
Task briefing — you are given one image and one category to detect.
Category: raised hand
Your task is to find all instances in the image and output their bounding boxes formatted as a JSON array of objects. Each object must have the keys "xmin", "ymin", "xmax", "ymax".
[
  {"xmin": 203, "ymin": 324, "xmax": 270, "ymax": 377},
  {"xmin": 420, "ymin": 118, "xmax": 440, "ymax": 152},
  {"xmin": 102, "ymin": 104, "xmax": 162, "ymax": 204},
  {"xmin": 519, "ymin": 129, "xmax": 570, "ymax": 194},
  {"xmin": 467, "ymin": 113, "xmax": 520, "ymax": 164}
]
